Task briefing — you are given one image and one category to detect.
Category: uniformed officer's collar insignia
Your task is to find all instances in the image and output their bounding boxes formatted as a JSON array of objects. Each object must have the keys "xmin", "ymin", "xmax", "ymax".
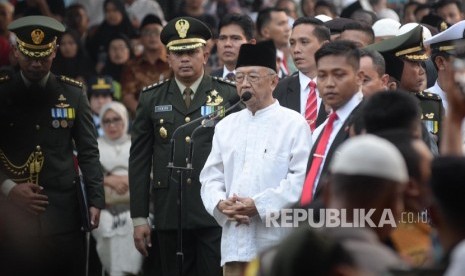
[
  {"xmin": 206, "ymin": 89, "xmax": 223, "ymax": 106},
  {"xmin": 31, "ymin": 29, "xmax": 44, "ymax": 44},
  {"xmin": 425, "ymin": 113, "xmax": 434, "ymax": 119},
  {"xmin": 175, "ymin": 19, "xmax": 189, "ymax": 38}
]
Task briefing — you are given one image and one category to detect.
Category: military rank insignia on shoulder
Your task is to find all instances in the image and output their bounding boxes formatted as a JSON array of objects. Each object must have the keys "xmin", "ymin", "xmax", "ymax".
[
  {"xmin": 59, "ymin": 75, "xmax": 83, "ymax": 88},
  {"xmin": 142, "ymin": 79, "xmax": 170, "ymax": 93},
  {"xmin": 212, "ymin": 76, "xmax": 236, "ymax": 86},
  {"xmin": 418, "ymin": 91, "xmax": 441, "ymax": 101}
]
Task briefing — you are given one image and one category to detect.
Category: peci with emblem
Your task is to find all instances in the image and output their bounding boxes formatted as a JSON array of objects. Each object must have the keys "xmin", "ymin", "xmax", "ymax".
[{"xmin": 0, "ymin": 16, "xmax": 104, "ymax": 275}]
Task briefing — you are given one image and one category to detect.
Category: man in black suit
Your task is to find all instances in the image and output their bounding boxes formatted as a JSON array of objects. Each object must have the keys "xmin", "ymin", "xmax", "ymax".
[
  {"xmin": 300, "ymin": 40, "xmax": 364, "ymax": 206},
  {"xmin": 0, "ymin": 16, "xmax": 104, "ymax": 276},
  {"xmin": 273, "ymin": 17, "xmax": 330, "ymax": 132},
  {"xmin": 211, "ymin": 13, "xmax": 256, "ymax": 80}
]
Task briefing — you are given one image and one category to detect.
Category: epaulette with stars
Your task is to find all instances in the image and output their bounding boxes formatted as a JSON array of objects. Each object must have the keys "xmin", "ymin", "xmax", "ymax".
[
  {"xmin": 417, "ymin": 91, "xmax": 442, "ymax": 101},
  {"xmin": 142, "ymin": 79, "xmax": 170, "ymax": 93},
  {"xmin": 212, "ymin": 76, "xmax": 236, "ymax": 86},
  {"xmin": 0, "ymin": 74, "xmax": 11, "ymax": 83},
  {"xmin": 59, "ymin": 75, "xmax": 83, "ymax": 88}
]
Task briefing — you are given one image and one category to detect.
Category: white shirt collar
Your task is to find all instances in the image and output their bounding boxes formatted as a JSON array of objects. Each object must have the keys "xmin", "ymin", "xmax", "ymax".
[
  {"xmin": 298, "ymin": 71, "xmax": 317, "ymax": 90},
  {"xmin": 222, "ymin": 66, "xmax": 235, "ymax": 79},
  {"xmin": 334, "ymin": 91, "xmax": 363, "ymax": 122}
]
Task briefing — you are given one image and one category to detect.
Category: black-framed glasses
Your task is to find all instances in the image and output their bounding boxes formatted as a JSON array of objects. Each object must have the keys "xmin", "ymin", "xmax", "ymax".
[
  {"xmin": 102, "ymin": 117, "xmax": 122, "ymax": 127},
  {"xmin": 235, "ymin": 72, "xmax": 275, "ymax": 83}
]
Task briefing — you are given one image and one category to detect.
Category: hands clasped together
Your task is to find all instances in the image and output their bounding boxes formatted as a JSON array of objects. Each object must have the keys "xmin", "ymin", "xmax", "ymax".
[{"xmin": 217, "ymin": 194, "xmax": 258, "ymax": 226}]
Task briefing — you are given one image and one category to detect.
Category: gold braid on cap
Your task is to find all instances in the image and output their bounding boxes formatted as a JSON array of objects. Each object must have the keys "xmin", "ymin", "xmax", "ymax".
[
  {"xmin": 395, "ymin": 46, "xmax": 423, "ymax": 57},
  {"xmin": 403, "ymin": 53, "xmax": 429, "ymax": 61},
  {"xmin": 166, "ymin": 38, "xmax": 206, "ymax": 50},
  {"xmin": 439, "ymin": 45, "xmax": 455, "ymax": 52},
  {"xmin": 16, "ymin": 36, "xmax": 57, "ymax": 58}
]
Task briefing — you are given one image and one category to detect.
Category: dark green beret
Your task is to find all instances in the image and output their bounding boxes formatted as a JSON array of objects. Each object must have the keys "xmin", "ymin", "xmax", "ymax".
[
  {"xmin": 160, "ymin": 17, "xmax": 212, "ymax": 52},
  {"xmin": 8, "ymin": 15, "xmax": 65, "ymax": 58},
  {"xmin": 236, "ymin": 40, "xmax": 277, "ymax": 72}
]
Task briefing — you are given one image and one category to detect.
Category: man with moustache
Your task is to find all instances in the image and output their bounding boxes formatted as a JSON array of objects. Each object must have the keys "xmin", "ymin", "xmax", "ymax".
[
  {"xmin": 273, "ymin": 17, "xmax": 330, "ymax": 132},
  {"xmin": 200, "ymin": 40, "xmax": 311, "ymax": 276},
  {"xmin": 129, "ymin": 16, "xmax": 237, "ymax": 276}
]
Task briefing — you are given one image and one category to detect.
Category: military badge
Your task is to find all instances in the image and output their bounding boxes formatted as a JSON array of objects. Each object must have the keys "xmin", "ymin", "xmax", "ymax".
[
  {"xmin": 51, "ymin": 98, "xmax": 75, "ymax": 128},
  {"xmin": 425, "ymin": 113, "xmax": 434, "ymax": 119},
  {"xmin": 31, "ymin": 29, "xmax": 45, "ymax": 44},
  {"xmin": 159, "ymin": 126, "xmax": 168, "ymax": 139},
  {"xmin": 206, "ymin": 90, "xmax": 223, "ymax": 106},
  {"xmin": 175, "ymin": 19, "xmax": 189, "ymax": 38}
]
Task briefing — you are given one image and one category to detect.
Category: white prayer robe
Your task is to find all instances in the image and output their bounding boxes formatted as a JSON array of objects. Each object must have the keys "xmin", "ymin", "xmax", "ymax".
[{"xmin": 200, "ymin": 100, "xmax": 312, "ymax": 265}]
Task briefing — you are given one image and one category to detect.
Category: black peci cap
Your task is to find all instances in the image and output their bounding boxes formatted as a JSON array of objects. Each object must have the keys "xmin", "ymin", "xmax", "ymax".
[{"xmin": 235, "ymin": 40, "xmax": 277, "ymax": 72}]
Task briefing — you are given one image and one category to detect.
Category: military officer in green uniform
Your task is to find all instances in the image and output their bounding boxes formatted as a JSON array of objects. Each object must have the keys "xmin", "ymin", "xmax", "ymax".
[
  {"xmin": 129, "ymin": 17, "xmax": 237, "ymax": 275},
  {"xmin": 366, "ymin": 25, "xmax": 444, "ymax": 150},
  {"xmin": 0, "ymin": 16, "xmax": 104, "ymax": 276}
]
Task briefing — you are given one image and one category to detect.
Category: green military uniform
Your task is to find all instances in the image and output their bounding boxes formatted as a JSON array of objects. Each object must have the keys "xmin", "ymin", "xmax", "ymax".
[
  {"xmin": 129, "ymin": 17, "xmax": 237, "ymax": 275},
  {"xmin": 366, "ymin": 25, "xmax": 444, "ymax": 142},
  {"xmin": 0, "ymin": 16, "xmax": 104, "ymax": 276}
]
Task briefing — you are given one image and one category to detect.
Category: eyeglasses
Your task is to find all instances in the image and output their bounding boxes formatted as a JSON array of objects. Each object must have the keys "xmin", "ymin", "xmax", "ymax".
[
  {"xmin": 235, "ymin": 72, "xmax": 275, "ymax": 83},
  {"xmin": 102, "ymin": 117, "xmax": 122, "ymax": 127}
]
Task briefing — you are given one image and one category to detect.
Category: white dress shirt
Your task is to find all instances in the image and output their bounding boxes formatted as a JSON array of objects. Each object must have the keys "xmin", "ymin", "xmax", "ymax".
[
  {"xmin": 445, "ymin": 239, "xmax": 465, "ymax": 276},
  {"xmin": 427, "ymin": 81, "xmax": 448, "ymax": 111},
  {"xmin": 299, "ymin": 71, "xmax": 322, "ymax": 116},
  {"xmin": 200, "ymin": 100, "xmax": 311, "ymax": 265},
  {"xmin": 311, "ymin": 92, "xmax": 363, "ymax": 194},
  {"xmin": 222, "ymin": 66, "xmax": 236, "ymax": 79}
]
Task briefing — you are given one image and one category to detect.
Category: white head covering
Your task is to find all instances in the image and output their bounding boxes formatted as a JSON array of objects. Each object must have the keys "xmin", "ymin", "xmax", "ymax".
[
  {"xmin": 315, "ymin": 14, "xmax": 333, "ymax": 22},
  {"xmin": 372, "ymin": 18, "xmax": 401, "ymax": 38},
  {"xmin": 377, "ymin": 8, "xmax": 400, "ymax": 22},
  {"xmin": 398, "ymin": 23, "xmax": 432, "ymax": 40},
  {"xmin": 330, "ymin": 134, "xmax": 408, "ymax": 183},
  {"xmin": 99, "ymin": 101, "xmax": 129, "ymax": 140}
]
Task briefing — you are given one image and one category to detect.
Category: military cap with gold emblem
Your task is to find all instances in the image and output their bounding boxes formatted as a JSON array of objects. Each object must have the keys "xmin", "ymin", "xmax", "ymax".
[
  {"xmin": 424, "ymin": 20, "xmax": 465, "ymax": 55},
  {"xmin": 365, "ymin": 25, "xmax": 428, "ymax": 81},
  {"xmin": 8, "ymin": 15, "xmax": 65, "ymax": 58},
  {"xmin": 160, "ymin": 16, "xmax": 212, "ymax": 51}
]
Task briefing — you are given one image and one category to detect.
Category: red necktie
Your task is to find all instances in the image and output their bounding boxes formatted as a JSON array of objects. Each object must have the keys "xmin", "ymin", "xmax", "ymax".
[
  {"xmin": 300, "ymin": 112, "xmax": 338, "ymax": 206},
  {"xmin": 305, "ymin": 81, "xmax": 318, "ymax": 132}
]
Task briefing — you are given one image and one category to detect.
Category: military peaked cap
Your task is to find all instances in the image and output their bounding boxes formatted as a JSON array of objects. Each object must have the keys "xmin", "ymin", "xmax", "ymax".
[
  {"xmin": 424, "ymin": 20, "xmax": 465, "ymax": 55},
  {"xmin": 160, "ymin": 17, "xmax": 211, "ymax": 52},
  {"xmin": 8, "ymin": 16, "xmax": 65, "ymax": 58}
]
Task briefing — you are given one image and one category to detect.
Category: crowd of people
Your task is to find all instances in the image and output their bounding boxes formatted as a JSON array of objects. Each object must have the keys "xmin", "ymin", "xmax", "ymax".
[{"xmin": 1, "ymin": 0, "xmax": 465, "ymax": 275}]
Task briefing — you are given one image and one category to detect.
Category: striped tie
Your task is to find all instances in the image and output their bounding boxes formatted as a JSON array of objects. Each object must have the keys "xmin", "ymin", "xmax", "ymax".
[
  {"xmin": 300, "ymin": 112, "xmax": 338, "ymax": 206},
  {"xmin": 305, "ymin": 81, "xmax": 318, "ymax": 131}
]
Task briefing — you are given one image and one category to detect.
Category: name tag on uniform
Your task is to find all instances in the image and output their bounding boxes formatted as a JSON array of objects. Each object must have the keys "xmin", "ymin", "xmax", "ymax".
[{"xmin": 155, "ymin": 105, "xmax": 172, "ymax": 112}]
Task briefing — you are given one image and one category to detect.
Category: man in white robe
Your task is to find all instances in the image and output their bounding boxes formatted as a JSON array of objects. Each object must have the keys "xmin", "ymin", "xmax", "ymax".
[{"xmin": 200, "ymin": 40, "xmax": 312, "ymax": 275}]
